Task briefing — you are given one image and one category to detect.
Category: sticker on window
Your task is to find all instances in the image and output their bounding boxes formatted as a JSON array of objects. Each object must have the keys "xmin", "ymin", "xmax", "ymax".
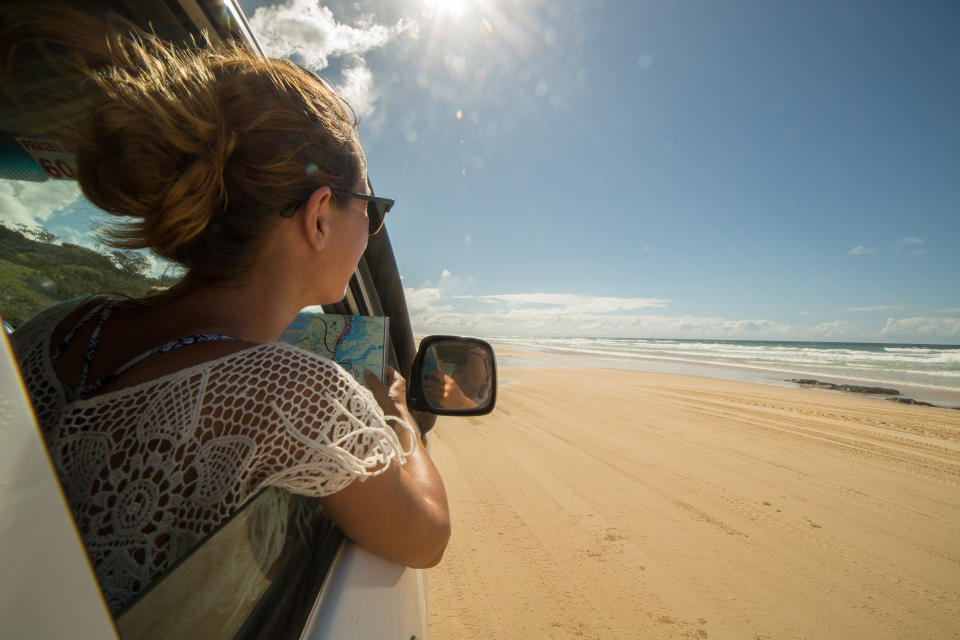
[{"xmin": 15, "ymin": 137, "xmax": 78, "ymax": 180}]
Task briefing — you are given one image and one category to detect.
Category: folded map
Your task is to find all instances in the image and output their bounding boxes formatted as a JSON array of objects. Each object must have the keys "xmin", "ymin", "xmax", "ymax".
[{"xmin": 279, "ymin": 312, "xmax": 389, "ymax": 390}]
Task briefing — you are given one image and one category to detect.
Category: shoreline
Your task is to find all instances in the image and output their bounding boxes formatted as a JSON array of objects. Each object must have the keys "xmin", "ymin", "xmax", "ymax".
[{"xmin": 491, "ymin": 342, "xmax": 960, "ymax": 409}]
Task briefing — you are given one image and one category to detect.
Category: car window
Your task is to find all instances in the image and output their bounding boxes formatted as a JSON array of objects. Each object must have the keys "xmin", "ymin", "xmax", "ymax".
[{"xmin": 116, "ymin": 489, "xmax": 343, "ymax": 640}]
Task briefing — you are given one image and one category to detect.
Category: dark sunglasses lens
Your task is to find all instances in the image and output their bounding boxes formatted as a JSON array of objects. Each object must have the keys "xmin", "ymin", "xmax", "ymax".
[{"xmin": 368, "ymin": 200, "xmax": 386, "ymax": 236}]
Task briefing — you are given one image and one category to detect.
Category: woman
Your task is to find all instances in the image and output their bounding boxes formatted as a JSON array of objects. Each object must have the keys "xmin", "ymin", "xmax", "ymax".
[{"xmin": 1, "ymin": 5, "xmax": 449, "ymax": 614}]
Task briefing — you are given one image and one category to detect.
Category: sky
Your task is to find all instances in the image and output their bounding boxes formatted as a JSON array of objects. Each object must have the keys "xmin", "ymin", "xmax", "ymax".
[{"xmin": 3, "ymin": 0, "xmax": 959, "ymax": 343}]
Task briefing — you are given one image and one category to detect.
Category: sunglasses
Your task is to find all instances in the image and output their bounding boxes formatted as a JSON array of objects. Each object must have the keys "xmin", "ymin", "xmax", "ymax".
[
  {"xmin": 332, "ymin": 189, "xmax": 393, "ymax": 236},
  {"xmin": 280, "ymin": 189, "xmax": 394, "ymax": 236}
]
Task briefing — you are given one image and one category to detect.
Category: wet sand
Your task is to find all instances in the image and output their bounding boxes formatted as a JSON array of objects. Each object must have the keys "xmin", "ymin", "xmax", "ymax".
[{"xmin": 427, "ymin": 367, "xmax": 960, "ymax": 639}]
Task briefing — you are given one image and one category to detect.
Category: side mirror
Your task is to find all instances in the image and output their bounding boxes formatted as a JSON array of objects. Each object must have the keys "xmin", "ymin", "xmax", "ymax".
[{"xmin": 407, "ymin": 336, "xmax": 497, "ymax": 416}]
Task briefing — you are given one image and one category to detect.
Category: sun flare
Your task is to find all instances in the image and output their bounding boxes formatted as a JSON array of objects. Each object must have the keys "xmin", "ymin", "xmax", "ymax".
[{"xmin": 424, "ymin": 0, "xmax": 470, "ymax": 18}]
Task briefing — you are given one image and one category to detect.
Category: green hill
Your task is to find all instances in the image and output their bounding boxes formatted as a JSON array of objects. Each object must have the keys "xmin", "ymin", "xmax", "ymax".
[{"xmin": 0, "ymin": 224, "xmax": 175, "ymax": 327}]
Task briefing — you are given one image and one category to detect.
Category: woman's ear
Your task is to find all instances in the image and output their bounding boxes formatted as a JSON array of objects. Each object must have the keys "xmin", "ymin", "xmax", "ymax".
[{"xmin": 298, "ymin": 186, "xmax": 334, "ymax": 251}]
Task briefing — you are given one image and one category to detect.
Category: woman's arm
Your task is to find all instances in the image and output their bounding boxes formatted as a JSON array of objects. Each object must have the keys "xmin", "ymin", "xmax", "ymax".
[{"xmin": 318, "ymin": 367, "xmax": 450, "ymax": 568}]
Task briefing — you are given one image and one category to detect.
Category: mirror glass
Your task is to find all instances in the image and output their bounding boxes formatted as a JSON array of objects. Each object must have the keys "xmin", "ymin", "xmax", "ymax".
[{"xmin": 420, "ymin": 339, "xmax": 495, "ymax": 412}]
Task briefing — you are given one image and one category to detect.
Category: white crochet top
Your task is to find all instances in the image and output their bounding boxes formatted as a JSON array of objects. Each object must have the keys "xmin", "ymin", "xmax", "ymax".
[{"xmin": 10, "ymin": 299, "xmax": 407, "ymax": 613}]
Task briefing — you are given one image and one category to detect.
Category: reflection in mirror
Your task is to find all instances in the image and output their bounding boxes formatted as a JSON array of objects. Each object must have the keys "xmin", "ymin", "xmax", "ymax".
[{"xmin": 421, "ymin": 340, "xmax": 494, "ymax": 412}]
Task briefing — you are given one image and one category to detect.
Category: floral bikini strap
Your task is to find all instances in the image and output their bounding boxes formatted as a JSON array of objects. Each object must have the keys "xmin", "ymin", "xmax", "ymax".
[
  {"xmin": 51, "ymin": 298, "xmax": 237, "ymax": 399},
  {"xmin": 50, "ymin": 299, "xmax": 115, "ymax": 381},
  {"xmin": 80, "ymin": 332, "xmax": 237, "ymax": 398}
]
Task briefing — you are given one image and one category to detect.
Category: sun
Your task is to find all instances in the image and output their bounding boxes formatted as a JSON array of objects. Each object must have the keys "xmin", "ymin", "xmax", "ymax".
[{"xmin": 424, "ymin": 0, "xmax": 470, "ymax": 18}]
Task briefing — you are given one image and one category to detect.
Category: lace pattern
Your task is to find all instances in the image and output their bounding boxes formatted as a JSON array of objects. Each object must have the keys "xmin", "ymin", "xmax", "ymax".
[{"xmin": 10, "ymin": 300, "xmax": 407, "ymax": 613}]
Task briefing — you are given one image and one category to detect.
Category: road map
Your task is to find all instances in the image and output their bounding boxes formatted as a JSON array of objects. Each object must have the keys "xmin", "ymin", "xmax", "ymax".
[{"xmin": 280, "ymin": 313, "xmax": 389, "ymax": 389}]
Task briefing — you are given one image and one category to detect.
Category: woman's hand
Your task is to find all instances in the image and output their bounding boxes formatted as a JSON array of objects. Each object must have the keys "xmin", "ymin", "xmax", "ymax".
[
  {"xmin": 364, "ymin": 366, "xmax": 418, "ymax": 447},
  {"xmin": 424, "ymin": 372, "xmax": 478, "ymax": 410},
  {"xmin": 364, "ymin": 365, "xmax": 408, "ymax": 414}
]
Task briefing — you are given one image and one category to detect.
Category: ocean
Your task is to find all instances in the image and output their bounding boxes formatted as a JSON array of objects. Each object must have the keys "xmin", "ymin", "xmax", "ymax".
[{"xmin": 490, "ymin": 337, "xmax": 960, "ymax": 406}]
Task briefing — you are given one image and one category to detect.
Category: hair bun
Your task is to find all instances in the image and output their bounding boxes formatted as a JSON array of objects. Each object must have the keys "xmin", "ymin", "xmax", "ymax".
[
  {"xmin": 2, "ymin": 4, "xmax": 365, "ymax": 285},
  {"xmin": 82, "ymin": 95, "xmax": 238, "ymax": 256}
]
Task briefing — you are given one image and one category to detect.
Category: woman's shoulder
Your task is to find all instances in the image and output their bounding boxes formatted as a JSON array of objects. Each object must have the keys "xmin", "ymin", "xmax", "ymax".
[{"xmin": 9, "ymin": 297, "xmax": 98, "ymax": 362}]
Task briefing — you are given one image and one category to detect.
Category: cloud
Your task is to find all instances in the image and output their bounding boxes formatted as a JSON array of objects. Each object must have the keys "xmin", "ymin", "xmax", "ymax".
[
  {"xmin": 402, "ymin": 269, "xmax": 475, "ymax": 317},
  {"xmin": 843, "ymin": 305, "xmax": 906, "ymax": 312},
  {"xmin": 429, "ymin": 268, "xmax": 476, "ymax": 296},
  {"xmin": 894, "ymin": 236, "xmax": 924, "ymax": 246},
  {"xmin": 469, "ymin": 293, "xmax": 669, "ymax": 314},
  {"xmin": 250, "ymin": 1, "xmax": 411, "ymax": 68},
  {"xmin": 892, "ymin": 237, "xmax": 926, "ymax": 254},
  {"xmin": 0, "ymin": 179, "xmax": 81, "ymax": 230},
  {"xmin": 337, "ymin": 64, "xmax": 377, "ymax": 119},
  {"xmin": 847, "ymin": 245, "xmax": 878, "ymax": 256},
  {"xmin": 403, "ymin": 270, "xmax": 872, "ymax": 340},
  {"xmin": 249, "ymin": 0, "xmax": 414, "ymax": 119},
  {"xmin": 405, "ymin": 285, "xmax": 454, "ymax": 314},
  {"xmin": 881, "ymin": 317, "xmax": 960, "ymax": 341},
  {"xmin": 806, "ymin": 320, "xmax": 861, "ymax": 340},
  {"xmin": 718, "ymin": 318, "xmax": 777, "ymax": 332}
]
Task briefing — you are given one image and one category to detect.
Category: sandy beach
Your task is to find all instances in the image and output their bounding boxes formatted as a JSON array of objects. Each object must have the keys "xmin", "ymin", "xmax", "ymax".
[{"xmin": 427, "ymin": 367, "xmax": 960, "ymax": 639}]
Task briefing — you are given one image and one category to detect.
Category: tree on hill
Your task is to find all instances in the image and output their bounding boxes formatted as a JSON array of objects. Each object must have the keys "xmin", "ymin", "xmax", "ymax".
[
  {"xmin": 14, "ymin": 223, "xmax": 59, "ymax": 244},
  {"xmin": 111, "ymin": 250, "xmax": 150, "ymax": 278},
  {"xmin": 33, "ymin": 227, "xmax": 60, "ymax": 244}
]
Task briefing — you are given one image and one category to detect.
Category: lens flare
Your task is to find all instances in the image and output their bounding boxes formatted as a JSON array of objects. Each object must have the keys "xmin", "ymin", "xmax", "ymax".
[
  {"xmin": 445, "ymin": 53, "xmax": 467, "ymax": 75},
  {"xmin": 426, "ymin": 0, "xmax": 469, "ymax": 18}
]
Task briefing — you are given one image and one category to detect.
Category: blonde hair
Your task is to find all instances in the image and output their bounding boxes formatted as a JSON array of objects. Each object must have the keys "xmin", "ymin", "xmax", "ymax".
[{"xmin": 0, "ymin": 4, "xmax": 365, "ymax": 285}]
